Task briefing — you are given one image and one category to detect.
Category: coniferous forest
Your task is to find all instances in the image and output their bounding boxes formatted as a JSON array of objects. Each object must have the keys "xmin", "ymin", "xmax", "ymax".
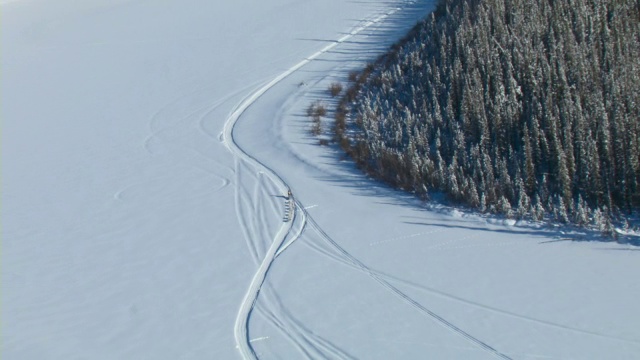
[{"xmin": 335, "ymin": 0, "xmax": 640, "ymax": 233}]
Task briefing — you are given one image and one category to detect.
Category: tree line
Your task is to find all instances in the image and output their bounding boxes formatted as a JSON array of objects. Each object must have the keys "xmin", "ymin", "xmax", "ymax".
[{"xmin": 336, "ymin": 0, "xmax": 640, "ymax": 234}]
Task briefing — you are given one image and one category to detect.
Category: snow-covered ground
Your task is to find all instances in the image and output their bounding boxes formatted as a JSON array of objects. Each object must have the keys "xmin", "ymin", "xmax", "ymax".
[{"xmin": 4, "ymin": 0, "xmax": 640, "ymax": 359}]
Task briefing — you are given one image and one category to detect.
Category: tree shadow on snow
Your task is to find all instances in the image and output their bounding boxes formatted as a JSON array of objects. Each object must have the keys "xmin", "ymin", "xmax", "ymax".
[{"xmin": 285, "ymin": 0, "xmax": 640, "ymax": 248}]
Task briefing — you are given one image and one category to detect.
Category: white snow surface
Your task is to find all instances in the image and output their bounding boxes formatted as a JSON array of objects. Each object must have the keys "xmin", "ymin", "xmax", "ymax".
[{"xmin": 4, "ymin": 0, "xmax": 640, "ymax": 359}]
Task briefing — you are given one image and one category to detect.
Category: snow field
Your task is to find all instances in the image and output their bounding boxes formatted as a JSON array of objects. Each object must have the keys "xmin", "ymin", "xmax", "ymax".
[
  {"xmin": 4, "ymin": 0, "xmax": 640, "ymax": 359},
  {"xmin": 233, "ymin": 1, "xmax": 640, "ymax": 358}
]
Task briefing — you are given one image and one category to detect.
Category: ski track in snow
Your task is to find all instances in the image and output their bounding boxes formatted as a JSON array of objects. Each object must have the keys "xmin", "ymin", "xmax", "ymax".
[
  {"xmin": 302, "ymin": 220, "xmax": 640, "ymax": 350},
  {"xmin": 218, "ymin": 3, "xmax": 518, "ymax": 359},
  {"xmin": 222, "ymin": 5, "xmax": 414, "ymax": 359},
  {"xmin": 7, "ymin": 1, "xmax": 638, "ymax": 359},
  {"xmin": 300, "ymin": 207, "xmax": 513, "ymax": 360}
]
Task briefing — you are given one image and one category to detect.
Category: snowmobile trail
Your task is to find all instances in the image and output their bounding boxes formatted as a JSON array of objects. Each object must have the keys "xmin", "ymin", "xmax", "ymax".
[
  {"xmin": 300, "ymin": 207, "xmax": 513, "ymax": 360},
  {"xmin": 222, "ymin": 4, "xmax": 515, "ymax": 359},
  {"xmin": 222, "ymin": 3, "xmax": 518, "ymax": 359},
  {"xmin": 222, "ymin": 6, "xmax": 407, "ymax": 359},
  {"xmin": 7, "ymin": 0, "xmax": 640, "ymax": 358}
]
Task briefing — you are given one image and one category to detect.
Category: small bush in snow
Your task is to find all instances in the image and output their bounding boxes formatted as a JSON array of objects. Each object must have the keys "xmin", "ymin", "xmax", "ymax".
[
  {"xmin": 328, "ymin": 82, "xmax": 343, "ymax": 97},
  {"xmin": 348, "ymin": 71, "xmax": 359, "ymax": 82},
  {"xmin": 307, "ymin": 101, "xmax": 327, "ymax": 118}
]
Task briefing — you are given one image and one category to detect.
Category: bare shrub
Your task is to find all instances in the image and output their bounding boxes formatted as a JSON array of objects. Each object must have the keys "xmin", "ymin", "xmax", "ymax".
[
  {"xmin": 307, "ymin": 101, "xmax": 327, "ymax": 118},
  {"xmin": 314, "ymin": 103, "xmax": 327, "ymax": 117},
  {"xmin": 344, "ymin": 87, "xmax": 359, "ymax": 103},
  {"xmin": 306, "ymin": 103, "xmax": 315, "ymax": 117},
  {"xmin": 328, "ymin": 82, "xmax": 343, "ymax": 97},
  {"xmin": 310, "ymin": 115, "xmax": 322, "ymax": 135}
]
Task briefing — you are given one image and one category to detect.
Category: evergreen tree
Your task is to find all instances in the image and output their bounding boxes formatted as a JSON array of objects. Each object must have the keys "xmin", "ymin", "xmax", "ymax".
[{"xmin": 336, "ymin": 0, "xmax": 640, "ymax": 232}]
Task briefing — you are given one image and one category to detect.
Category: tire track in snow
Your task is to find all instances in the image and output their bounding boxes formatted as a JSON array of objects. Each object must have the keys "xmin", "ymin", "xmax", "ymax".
[
  {"xmin": 138, "ymin": 81, "xmax": 266, "ymax": 203},
  {"xmin": 275, "ymin": 209, "xmax": 307, "ymax": 258},
  {"xmin": 257, "ymin": 284, "xmax": 356, "ymax": 360},
  {"xmin": 223, "ymin": 2, "xmax": 508, "ymax": 359},
  {"xmin": 233, "ymin": 159, "xmax": 262, "ymax": 265},
  {"xmin": 222, "ymin": 6, "xmax": 410, "ymax": 360},
  {"xmin": 390, "ymin": 275, "xmax": 640, "ymax": 346},
  {"xmin": 299, "ymin": 207, "xmax": 513, "ymax": 360},
  {"xmin": 251, "ymin": 207, "xmax": 352, "ymax": 359},
  {"xmin": 145, "ymin": 81, "xmax": 259, "ymax": 156},
  {"xmin": 304, "ymin": 222, "xmax": 640, "ymax": 349},
  {"xmin": 254, "ymin": 299, "xmax": 316, "ymax": 360}
]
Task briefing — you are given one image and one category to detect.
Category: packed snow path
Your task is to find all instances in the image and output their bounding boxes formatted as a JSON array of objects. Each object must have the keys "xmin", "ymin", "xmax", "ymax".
[
  {"xmin": 5, "ymin": 0, "xmax": 640, "ymax": 359},
  {"xmin": 222, "ymin": 7, "xmax": 405, "ymax": 359},
  {"xmin": 222, "ymin": 4, "xmax": 512, "ymax": 359},
  {"xmin": 227, "ymin": 2, "xmax": 640, "ymax": 359}
]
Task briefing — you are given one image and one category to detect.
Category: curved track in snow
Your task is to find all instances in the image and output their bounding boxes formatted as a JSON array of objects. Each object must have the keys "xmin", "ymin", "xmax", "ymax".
[
  {"xmin": 222, "ymin": 7, "xmax": 405, "ymax": 359},
  {"xmin": 222, "ymin": 4, "xmax": 512, "ymax": 360}
]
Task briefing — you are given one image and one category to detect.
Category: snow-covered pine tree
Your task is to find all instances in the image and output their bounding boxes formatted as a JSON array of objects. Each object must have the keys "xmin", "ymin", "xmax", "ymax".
[{"xmin": 336, "ymin": 0, "xmax": 640, "ymax": 231}]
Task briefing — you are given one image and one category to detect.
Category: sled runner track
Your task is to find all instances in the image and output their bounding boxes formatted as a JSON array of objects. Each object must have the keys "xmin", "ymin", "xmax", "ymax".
[{"xmin": 223, "ymin": 5, "xmax": 411, "ymax": 360}]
